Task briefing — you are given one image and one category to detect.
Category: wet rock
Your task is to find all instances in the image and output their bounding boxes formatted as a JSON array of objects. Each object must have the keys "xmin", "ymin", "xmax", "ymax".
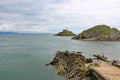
[
  {"xmin": 56, "ymin": 64, "xmax": 66, "ymax": 75},
  {"xmin": 50, "ymin": 51, "xmax": 92, "ymax": 80},
  {"xmin": 93, "ymin": 54, "xmax": 109, "ymax": 62}
]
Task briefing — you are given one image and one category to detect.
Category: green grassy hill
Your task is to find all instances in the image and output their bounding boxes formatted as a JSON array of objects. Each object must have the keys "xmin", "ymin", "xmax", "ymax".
[
  {"xmin": 72, "ymin": 25, "xmax": 120, "ymax": 41},
  {"xmin": 55, "ymin": 30, "xmax": 76, "ymax": 36}
]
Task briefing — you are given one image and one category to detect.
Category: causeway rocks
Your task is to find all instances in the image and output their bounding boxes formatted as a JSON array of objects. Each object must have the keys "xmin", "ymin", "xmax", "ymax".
[{"xmin": 50, "ymin": 51, "xmax": 93, "ymax": 80}]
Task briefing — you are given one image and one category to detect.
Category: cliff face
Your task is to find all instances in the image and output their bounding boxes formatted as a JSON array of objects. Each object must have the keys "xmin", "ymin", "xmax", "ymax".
[
  {"xmin": 55, "ymin": 30, "xmax": 76, "ymax": 36},
  {"xmin": 72, "ymin": 25, "xmax": 120, "ymax": 41}
]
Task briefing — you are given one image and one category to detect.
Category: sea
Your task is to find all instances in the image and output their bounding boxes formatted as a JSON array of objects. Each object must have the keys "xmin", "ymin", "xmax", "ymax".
[{"xmin": 0, "ymin": 34, "xmax": 120, "ymax": 80}]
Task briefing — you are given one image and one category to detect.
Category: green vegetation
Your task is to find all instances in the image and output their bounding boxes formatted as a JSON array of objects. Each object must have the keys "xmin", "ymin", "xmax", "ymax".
[
  {"xmin": 90, "ymin": 63, "xmax": 100, "ymax": 67},
  {"xmin": 50, "ymin": 51, "xmax": 119, "ymax": 80},
  {"xmin": 56, "ymin": 64, "xmax": 66, "ymax": 75},
  {"xmin": 93, "ymin": 54, "xmax": 109, "ymax": 62},
  {"xmin": 55, "ymin": 30, "xmax": 76, "ymax": 36},
  {"xmin": 50, "ymin": 51, "xmax": 92, "ymax": 79},
  {"xmin": 111, "ymin": 28, "xmax": 119, "ymax": 32},
  {"xmin": 72, "ymin": 24, "xmax": 120, "ymax": 41},
  {"xmin": 79, "ymin": 25, "xmax": 111, "ymax": 38}
]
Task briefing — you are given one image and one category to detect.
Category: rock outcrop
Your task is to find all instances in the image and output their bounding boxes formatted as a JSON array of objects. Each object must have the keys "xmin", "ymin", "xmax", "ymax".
[
  {"xmin": 49, "ymin": 51, "xmax": 120, "ymax": 80},
  {"xmin": 50, "ymin": 51, "xmax": 93, "ymax": 80},
  {"xmin": 55, "ymin": 29, "xmax": 76, "ymax": 36},
  {"xmin": 72, "ymin": 25, "xmax": 120, "ymax": 41}
]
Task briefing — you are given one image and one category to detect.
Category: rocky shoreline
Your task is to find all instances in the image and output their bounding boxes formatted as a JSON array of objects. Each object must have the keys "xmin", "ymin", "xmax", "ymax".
[
  {"xmin": 49, "ymin": 51, "xmax": 120, "ymax": 80},
  {"xmin": 49, "ymin": 51, "xmax": 96, "ymax": 80}
]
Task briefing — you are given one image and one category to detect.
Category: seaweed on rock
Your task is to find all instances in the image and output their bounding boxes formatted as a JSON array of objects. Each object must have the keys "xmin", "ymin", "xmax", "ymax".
[{"xmin": 50, "ymin": 51, "xmax": 92, "ymax": 80}]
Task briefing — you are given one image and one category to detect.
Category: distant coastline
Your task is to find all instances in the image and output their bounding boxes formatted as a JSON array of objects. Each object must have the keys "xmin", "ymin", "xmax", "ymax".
[
  {"xmin": 0, "ymin": 31, "xmax": 52, "ymax": 35},
  {"xmin": 0, "ymin": 31, "xmax": 18, "ymax": 34}
]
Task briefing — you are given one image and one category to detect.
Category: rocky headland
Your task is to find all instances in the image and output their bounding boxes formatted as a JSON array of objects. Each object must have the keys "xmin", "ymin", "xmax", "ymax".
[
  {"xmin": 72, "ymin": 25, "xmax": 120, "ymax": 41},
  {"xmin": 50, "ymin": 51, "xmax": 93, "ymax": 80},
  {"xmin": 49, "ymin": 51, "xmax": 120, "ymax": 80},
  {"xmin": 55, "ymin": 29, "xmax": 76, "ymax": 36}
]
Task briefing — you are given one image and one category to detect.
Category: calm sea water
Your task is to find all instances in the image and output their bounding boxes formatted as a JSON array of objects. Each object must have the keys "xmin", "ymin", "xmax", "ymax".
[{"xmin": 0, "ymin": 34, "xmax": 120, "ymax": 80}]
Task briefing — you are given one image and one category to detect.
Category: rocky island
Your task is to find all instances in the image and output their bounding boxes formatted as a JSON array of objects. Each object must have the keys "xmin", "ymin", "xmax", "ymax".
[
  {"xmin": 72, "ymin": 25, "xmax": 120, "ymax": 41},
  {"xmin": 55, "ymin": 29, "xmax": 76, "ymax": 36}
]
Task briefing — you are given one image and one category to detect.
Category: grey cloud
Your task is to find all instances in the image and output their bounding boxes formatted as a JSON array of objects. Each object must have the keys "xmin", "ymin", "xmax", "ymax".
[{"xmin": 0, "ymin": 0, "xmax": 120, "ymax": 33}]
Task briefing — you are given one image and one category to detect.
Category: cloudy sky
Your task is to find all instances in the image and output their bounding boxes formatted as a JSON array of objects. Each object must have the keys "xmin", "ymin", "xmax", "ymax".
[{"xmin": 0, "ymin": 0, "xmax": 120, "ymax": 33}]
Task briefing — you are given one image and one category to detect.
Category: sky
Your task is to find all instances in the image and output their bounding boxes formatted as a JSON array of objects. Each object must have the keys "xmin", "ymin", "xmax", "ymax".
[{"xmin": 0, "ymin": 0, "xmax": 120, "ymax": 33}]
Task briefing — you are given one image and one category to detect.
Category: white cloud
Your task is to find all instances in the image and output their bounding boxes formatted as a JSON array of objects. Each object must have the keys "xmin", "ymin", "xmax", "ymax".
[
  {"xmin": 0, "ymin": 24, "xmax": 15, "ymax": 31},
  {"xmin": 0, "ymin": 23, "xmax": 52, "ymax": 33},
  {"xmin": 0, "ymin": 0, "xmax": 120, "ymax": 33}
]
